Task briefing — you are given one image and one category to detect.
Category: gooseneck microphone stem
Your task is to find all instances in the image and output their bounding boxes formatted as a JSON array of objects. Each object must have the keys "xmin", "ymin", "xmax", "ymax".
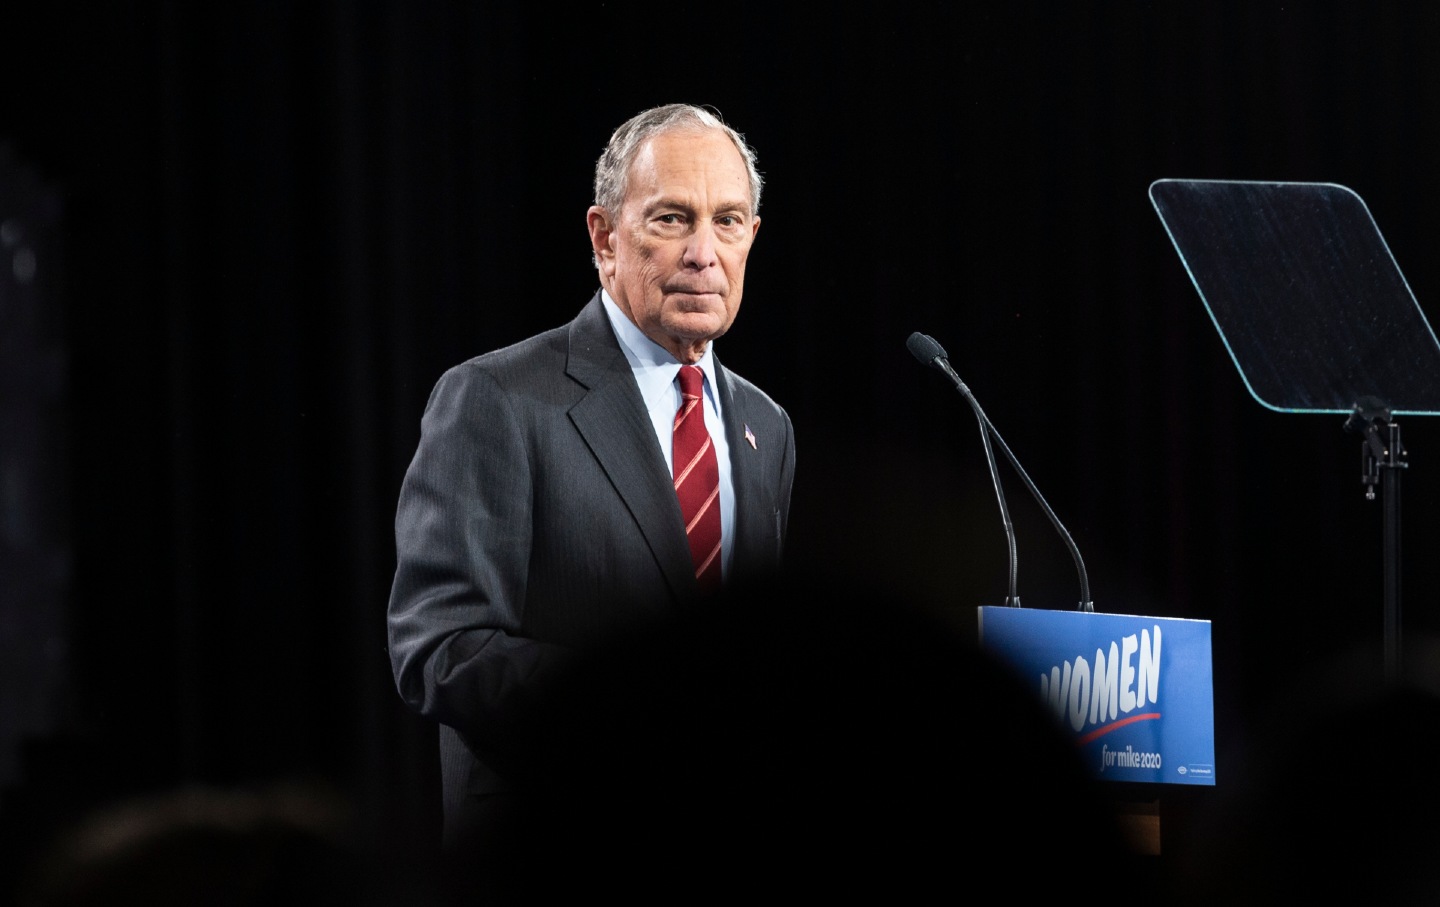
[
  {"xmin": 907, "ymin": 331, "xmax": 1094, "ymax": 612},
  {"xmin": 973, "ymin": 405, "xmax": 1020, "ymax": 608},
  {"xmin": 905, "ymin": 331, "xmax": 1019, "ymax": 607}
]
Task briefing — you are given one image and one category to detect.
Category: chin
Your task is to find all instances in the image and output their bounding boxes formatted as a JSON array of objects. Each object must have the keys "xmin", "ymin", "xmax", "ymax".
[{"xmin": 666, "ymin": 314, "xmax": 729, "ymax": 342}]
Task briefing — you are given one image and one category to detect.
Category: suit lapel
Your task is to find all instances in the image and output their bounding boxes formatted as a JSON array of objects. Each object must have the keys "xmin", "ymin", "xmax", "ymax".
[
  {"xmin": 716, "ymin": 360, "xmax": 768, "ymax": 575},
  {"xmin": 565, "ymin": 295, "xmax": 696, "ymax": 600}
]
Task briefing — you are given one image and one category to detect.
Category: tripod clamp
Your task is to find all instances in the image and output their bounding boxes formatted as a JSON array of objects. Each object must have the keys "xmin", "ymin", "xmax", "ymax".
[{"xmin": 1344, "ymin": 397, "xmax": 1407, "ymax": 500}]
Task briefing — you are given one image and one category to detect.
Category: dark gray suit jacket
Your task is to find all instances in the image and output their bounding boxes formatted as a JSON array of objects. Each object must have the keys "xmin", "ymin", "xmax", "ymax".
[{"xmin": 386, "ymin": 293, "xmax": 795, "ymax": 842}]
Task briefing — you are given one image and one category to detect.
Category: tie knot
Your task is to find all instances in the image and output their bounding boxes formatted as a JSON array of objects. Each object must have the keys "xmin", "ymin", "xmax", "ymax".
[{"xmin": 678, "ymin": 365, "xmax": 704, "ymax": 399}]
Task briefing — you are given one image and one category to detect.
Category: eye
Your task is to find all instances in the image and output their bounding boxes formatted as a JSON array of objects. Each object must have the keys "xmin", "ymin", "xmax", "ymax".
[
  {"xmin": 656, "ymin": 213, "xmax": 685, "ymax": 225},
  {"xmin": 716, "ymin": 215, "xmax": 740, "ymax": 227}
]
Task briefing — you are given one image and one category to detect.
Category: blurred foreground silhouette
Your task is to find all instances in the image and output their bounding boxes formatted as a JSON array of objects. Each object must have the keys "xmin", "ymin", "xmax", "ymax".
[
  {"xmin": 18, "ymin": 782, "xmax": 431, "ymax": 907},
  {"xmin": 443, "ymin": 568, "xmax": 1135, "ymax": 901}
]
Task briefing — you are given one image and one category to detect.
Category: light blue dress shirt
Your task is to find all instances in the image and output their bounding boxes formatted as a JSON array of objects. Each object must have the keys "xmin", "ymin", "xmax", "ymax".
[{"xmin": 600, "ymin": 289, "xmax": 735, "ymax": 578}]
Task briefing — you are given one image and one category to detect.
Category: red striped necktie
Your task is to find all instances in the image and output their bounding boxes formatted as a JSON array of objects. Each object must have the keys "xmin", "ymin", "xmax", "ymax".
[{"xmin": 673, "ymin": 365, "xmax": 722, "ymax": 593}]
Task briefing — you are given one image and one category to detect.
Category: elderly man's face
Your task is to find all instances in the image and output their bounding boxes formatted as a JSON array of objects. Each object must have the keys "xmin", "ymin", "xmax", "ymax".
[{"xmin": 588, "ymin": 128, "xmax": 760, "ymax": 364}]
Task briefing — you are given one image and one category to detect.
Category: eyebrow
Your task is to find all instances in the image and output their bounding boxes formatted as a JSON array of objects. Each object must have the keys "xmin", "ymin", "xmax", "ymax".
[{"xmin": 644, "ymin": 196, "xmax": 754, "ymax": 219}]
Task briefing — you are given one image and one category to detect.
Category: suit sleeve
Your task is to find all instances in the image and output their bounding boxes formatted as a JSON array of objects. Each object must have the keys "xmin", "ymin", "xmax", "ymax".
[
  {"xmin": 778, "ymin": 407, "xmax": 796, "ymax": 548},
  {"xmin": 386, "ymin": 363, "xmax": 569, "ymax": 748}
]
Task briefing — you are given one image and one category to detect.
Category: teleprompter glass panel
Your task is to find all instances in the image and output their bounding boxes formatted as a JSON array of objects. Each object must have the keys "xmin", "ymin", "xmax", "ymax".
[{"xmin": 1150, "ymin": 179, "xmax": 1440, "ymax": 415}]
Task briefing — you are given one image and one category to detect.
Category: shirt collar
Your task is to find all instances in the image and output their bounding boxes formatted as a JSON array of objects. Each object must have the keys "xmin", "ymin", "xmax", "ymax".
[{"xmin": 600, "ymin": 288, "xmax": 720, "ymax": 410}]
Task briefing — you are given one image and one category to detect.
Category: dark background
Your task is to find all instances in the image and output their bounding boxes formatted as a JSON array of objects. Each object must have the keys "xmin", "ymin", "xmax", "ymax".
[{"xmin": 4, "ymin": 0, "xmax": 1440, "ymax": 894}]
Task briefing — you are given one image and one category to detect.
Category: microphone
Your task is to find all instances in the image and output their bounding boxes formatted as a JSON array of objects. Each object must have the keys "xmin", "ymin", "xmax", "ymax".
[
  {"xmin": 907, "ymin": 333, "xmax": 1020, "ymax": 607},
  {"xmin": 907, "ymin": 331, "xmax": 1094, "ymax": 612}
]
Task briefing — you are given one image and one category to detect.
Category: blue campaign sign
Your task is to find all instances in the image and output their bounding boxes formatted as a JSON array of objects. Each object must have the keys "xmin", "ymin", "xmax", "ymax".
[{"xmin": 978, "ymin": 607, "xmax": 1216, "ymax": 786}]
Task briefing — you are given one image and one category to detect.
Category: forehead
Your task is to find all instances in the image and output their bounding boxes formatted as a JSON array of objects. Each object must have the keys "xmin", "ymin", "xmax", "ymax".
[{"xmin": 626, "ymin": 129, "xmax": 752, "ymax": 211}]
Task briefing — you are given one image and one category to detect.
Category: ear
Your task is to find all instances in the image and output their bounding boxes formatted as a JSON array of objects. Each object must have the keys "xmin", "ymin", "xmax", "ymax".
[{"xmin": 587, "ymin": 206, "xmax": 618, "ymax": 277}]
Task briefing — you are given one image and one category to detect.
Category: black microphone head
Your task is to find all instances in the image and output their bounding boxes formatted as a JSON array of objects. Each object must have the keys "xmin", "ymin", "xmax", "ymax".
[{"xmin": 906, "ymin": 331, "xmax": 949, "ymax": 366}]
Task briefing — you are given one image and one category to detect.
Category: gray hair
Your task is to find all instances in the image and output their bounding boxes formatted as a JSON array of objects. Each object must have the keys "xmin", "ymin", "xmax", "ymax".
[{"xmin": 593, "ymin": 103, "xmax": 764, "ymax": 223}]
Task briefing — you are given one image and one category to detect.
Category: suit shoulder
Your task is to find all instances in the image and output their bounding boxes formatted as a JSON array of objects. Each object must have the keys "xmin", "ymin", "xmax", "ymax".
[
  {"xmin": 431, "ymin": 322, "xmax": 570, "ymax": 392},
  {"xmin": 412, "ymin": 328, "xmax": 570, "ymax": 426},
  {"xmin": 723, "ymin": 367, "xmax": 790, "ymax": 422},
  {"xmin": 456, "ymin": 323, "xmax": 568, "ymax": 375}
]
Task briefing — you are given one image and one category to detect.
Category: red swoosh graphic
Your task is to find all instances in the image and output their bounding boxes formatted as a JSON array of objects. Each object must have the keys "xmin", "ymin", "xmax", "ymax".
[{"xmin": 1075, "ymin": 712, "xmax": 1162, "ymax": 745}]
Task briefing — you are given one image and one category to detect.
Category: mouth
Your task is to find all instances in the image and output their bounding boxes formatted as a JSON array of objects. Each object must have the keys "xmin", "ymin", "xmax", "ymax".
[{"xmin": 664, "ymin": 287, "xmax": 725, "ymax": 300}]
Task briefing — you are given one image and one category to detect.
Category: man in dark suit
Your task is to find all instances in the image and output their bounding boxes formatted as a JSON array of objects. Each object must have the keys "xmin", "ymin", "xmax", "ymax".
[{"xmin": 386, "ymin": 103, "xmax": 795, "ymax": 860}]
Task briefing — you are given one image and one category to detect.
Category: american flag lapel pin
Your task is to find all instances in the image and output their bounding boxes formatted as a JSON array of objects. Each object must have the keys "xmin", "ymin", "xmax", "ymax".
[{"xmin": 744, "ymin": 424, "xmax": 757, "ymax": 449}]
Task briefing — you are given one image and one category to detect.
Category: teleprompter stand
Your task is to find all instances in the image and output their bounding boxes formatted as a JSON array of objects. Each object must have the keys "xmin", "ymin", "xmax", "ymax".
[
  {"xmin": 1345, "ymin": 399, "xmax": 1407, "ymax": 681},
  {"xmin": 1150, "ymin": 179, "xmax": 1440, "ymax": 684}
]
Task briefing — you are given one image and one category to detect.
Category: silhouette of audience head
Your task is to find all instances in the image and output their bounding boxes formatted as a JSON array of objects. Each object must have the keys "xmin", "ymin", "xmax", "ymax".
[
  {"xmin": 21, "ymin": 782, "xmax": 412, "ymax": 907},
  {"xmin": 1168, "ymin": 637, "xmax": 1440, "ymax": 904},
  {"xmin": 465, "ymin": 568, "xmax": 1130, "ymax": 899}
]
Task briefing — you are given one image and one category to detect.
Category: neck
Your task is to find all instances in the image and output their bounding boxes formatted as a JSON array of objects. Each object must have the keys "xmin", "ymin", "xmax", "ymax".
[{"xmin": 666, "ymin": 338, "xmax": 710, "ymax": 364}]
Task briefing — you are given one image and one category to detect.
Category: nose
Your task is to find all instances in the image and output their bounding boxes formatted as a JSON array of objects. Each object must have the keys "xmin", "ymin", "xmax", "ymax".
[{"xmin": 682, "ymin": 221, "xmax": 718, "ymax": 270}]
